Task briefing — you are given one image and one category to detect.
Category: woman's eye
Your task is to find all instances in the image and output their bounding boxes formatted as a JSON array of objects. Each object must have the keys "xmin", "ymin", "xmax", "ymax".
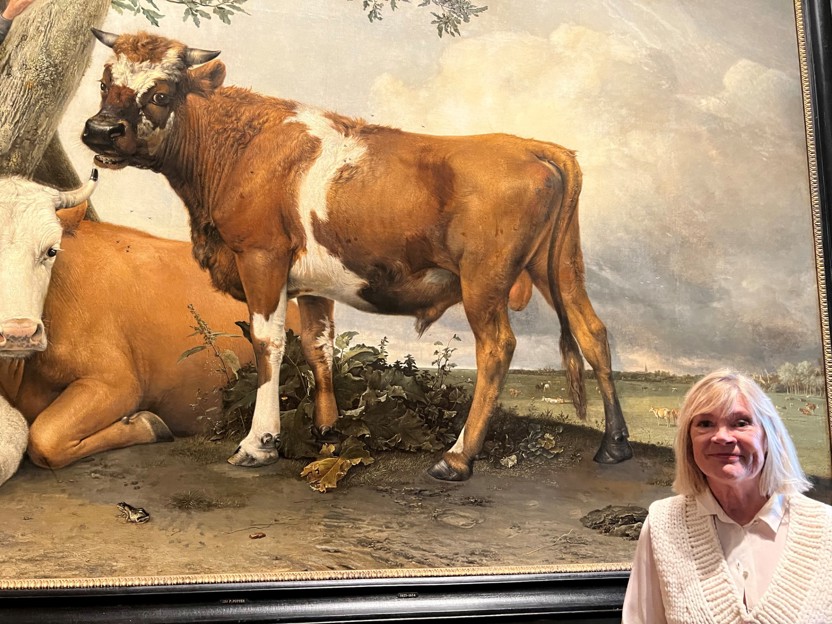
[{"xmin": 152, "ymin": 92, "xmax": 169, "ymax": 106}]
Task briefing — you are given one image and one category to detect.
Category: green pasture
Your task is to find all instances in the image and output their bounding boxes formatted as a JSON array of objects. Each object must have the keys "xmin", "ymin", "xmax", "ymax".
[{"xmin": 449, "ymin": 370, "xmax": 832, "ymax": 479}]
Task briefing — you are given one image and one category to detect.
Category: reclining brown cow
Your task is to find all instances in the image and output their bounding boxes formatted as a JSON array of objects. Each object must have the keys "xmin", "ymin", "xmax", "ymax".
[{"xmin": 0, "ymin": 174, "xmax": 302, "ymax": 479}]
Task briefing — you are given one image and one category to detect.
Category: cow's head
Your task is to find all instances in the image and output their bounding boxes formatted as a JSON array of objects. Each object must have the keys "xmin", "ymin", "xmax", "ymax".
[
  {"xmin": 82, "ymin": 30, "xmax": 225, "ymax": 170},
  {"xmin": 0, "ymin": 172, "xmax": 98, "ymax": 357}
]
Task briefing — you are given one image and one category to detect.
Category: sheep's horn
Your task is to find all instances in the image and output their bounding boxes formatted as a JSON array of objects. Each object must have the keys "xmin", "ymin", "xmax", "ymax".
[{"xmin": 54, "ymin": 170, "xmax": 98, "ymax": 209}]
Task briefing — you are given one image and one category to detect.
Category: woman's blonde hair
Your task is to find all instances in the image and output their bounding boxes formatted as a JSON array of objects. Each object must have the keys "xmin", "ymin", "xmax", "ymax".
[{"xmin": 673, "ymin": 369, "xmax": 812, "ymax": 497}]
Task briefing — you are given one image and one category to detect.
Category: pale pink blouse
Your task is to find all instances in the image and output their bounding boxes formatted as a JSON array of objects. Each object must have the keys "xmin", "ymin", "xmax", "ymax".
[{"xmin": 622, "ymin": 491, "xmax": 788, "ymax": 623}]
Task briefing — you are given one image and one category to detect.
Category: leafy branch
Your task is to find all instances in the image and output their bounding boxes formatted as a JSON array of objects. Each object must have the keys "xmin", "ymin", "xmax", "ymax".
[
  {"xmin": 113, "ymin": 0, "xmax": 486, "ymax": 35},
  {"xmin": 110, "ymin": 0, "xmax": 248, "ymax": 27},
  {"xmin": 356, "ymin": 0, "xmax": 488, "ymax": 36}
]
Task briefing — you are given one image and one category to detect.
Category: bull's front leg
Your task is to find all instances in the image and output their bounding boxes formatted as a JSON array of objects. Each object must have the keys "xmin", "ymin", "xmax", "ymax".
[
  {"xmin": 297, "ymin": 296, "xmax": 338, "ymax": 433},
  {"xmin": 228, "ymin": 250, "xmax": 291, "ymax": 467}
]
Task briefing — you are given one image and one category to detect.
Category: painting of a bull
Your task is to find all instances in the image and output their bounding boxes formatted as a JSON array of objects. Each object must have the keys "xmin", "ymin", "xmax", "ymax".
[
  {"xmin": 82, "ymin": 30, "xmax": 632, "ymax": 481},
  {"xmin": 0, "ymin": 174, "xmax": 305, "ymax": 475}
]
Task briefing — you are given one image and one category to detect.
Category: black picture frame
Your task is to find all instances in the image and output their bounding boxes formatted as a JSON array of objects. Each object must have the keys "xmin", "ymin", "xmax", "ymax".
[{"xmin": 1, "ymin": 1, "xmax": 830, "ymax": 622}]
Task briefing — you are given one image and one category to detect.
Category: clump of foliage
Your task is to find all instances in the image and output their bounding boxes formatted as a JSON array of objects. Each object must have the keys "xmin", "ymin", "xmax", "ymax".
[
  {"xmin": 181, "ymin": 313, "xmax": 571, "ymax": 492},
  {"xmin": 357, "ymin": 0, "xmax": 488, "ymax": 37},
  {"xmin": 196, "ymin": 328, "xmax": 473, "ymax": 489},
  {"xmin": 111, "ymin": 0, "xmax": 248, "ymax": 27}
]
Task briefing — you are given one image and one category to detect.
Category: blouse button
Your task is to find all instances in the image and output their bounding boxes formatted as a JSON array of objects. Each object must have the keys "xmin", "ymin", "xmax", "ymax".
[{"xmin": 743, "ymin": 571, "xmax": 749, "ymax": 579}]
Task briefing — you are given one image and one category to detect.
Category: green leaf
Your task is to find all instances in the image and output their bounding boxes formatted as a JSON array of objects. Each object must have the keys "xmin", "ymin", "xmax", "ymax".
[
  {"xmin": 220, "ymin": 349, "xmax": 242, "ymax": 376},
  {"xmin": 178, "ymin": 345, "xmax": 207, "ymax": 362},
  {"xmin": 335, "ymin": 331, "xmax": 359, "ymax": 351},
  {"xmin": 279, "ymin": 400, "xmax": 319, "ymax": 459}
]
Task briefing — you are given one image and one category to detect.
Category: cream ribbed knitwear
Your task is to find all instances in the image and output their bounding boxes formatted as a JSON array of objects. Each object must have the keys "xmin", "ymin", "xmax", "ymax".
[{"xmin": 648, "ymin": 493, "xmax": 832, "ymax": 623}]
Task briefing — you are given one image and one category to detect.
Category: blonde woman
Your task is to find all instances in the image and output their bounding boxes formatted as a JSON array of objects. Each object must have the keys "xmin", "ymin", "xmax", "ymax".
[{"xmin": 623, "ymin": 370, "xmax": 832, "ymax": 623}]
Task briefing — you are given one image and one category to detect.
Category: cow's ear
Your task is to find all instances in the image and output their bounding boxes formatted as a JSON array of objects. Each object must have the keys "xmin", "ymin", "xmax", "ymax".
[
  {"xmin": 188, "ymin": 59, "xmax": 226, "ymax": 96},
  {"xmin": 56, "ymin": 202, "xmax": 88, "ymax": 234}
]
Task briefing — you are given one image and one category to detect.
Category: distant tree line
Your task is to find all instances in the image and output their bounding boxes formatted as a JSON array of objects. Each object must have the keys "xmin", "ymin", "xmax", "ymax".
[{"xmin": 771, "ymin": 361, "xmax": 824, "ymax": 396}]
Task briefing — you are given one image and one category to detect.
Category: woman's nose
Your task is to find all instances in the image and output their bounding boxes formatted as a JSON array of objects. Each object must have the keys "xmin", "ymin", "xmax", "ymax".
[{"xmin": 711, "ymin": 426, "xmax": 735, "ymax": 443}]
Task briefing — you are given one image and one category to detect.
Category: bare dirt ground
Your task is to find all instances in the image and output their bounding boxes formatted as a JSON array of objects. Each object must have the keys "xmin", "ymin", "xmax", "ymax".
[{"xmin": 0, "ymin": 426, "xmax": 689, "ymax": 583}]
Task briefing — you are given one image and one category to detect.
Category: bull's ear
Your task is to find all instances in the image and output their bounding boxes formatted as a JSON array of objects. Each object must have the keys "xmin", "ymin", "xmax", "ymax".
[
  {"xmin": 188, "ymin": 59, "xmax": 226, "ymax": 96},
  {"xmin": 56, "ymin": 202, "xmax": 88, "ymax": 234}
]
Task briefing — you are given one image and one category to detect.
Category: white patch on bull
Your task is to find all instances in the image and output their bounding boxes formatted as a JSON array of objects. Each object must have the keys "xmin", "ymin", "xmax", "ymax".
[
  {"xmin": 239, "ymin": 291, "xmax": 288, "ymax": 456},
  {"xmin": 449, "ymin": 426, "xmax": 466, "ymax": 454},
  {"xmin": 110, "ymin": 48, "xmax": 184, "ymax": 101},
  {"xmin": 286, "ymin": 106, "xmax": 372, "ymax": 310},
  {"xmin": 0, "ymin": 178, "xmax": 63, "ymax": 337},
  {"xmin": 138, "ymin": 110, "xmax": 176, "ymax": 154},
  {"xmin": 314, "ymin": 317, "xmax": 334, "ymax": 369}
]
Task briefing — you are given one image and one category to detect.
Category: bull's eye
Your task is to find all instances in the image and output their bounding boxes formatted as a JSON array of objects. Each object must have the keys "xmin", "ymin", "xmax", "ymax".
[
  {"xmin": 43, "ymin": 247, "xmax": 59, "ymax": 261},
  {"xmin": 151, "ymin": 92, "xmax": 170, "ymax": 106}
]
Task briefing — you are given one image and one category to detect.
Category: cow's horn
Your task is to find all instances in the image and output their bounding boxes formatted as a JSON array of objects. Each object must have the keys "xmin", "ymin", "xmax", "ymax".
[
  {"xmin": 91, "ymin": 28, "xmax": 119, "ymax": 49},
  {"xmin": 54, "ymin": 170, "xmax": 98, "ymax": 210},
  {"xmin": 184, "ymin": 47, "xmax": 221, "ymax": 66}
]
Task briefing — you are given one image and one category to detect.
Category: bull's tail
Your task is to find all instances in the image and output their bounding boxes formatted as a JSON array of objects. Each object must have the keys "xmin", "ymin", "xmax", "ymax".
[{"xmin": 536, "ymin": 144, "xmax": 587, "ymax": 420}]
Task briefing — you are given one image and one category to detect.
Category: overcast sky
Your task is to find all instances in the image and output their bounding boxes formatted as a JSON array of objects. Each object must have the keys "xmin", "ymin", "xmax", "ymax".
[{"xmin": 58, "ymin": 0, "xmax": 823, "ymax": 374}]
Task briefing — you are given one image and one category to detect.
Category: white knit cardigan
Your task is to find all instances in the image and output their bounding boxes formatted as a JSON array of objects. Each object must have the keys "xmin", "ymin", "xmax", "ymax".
[{"xmin": 648, "ymin": 493, "xmax": 832, "ymax": 623}]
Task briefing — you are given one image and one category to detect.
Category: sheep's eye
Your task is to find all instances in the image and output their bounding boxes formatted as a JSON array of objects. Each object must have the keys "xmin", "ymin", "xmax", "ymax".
[
  {"xmin": 100, "ymin": 81, "xmax": 108, "ymax": 93},
  {"xmin": 151, "ymin": 92, "xmax": 169, "ymax": 106}
]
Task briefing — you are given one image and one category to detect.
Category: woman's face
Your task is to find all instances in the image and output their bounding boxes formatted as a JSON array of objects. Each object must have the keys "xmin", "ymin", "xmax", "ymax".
[{"xmin": 690, "ymin": 394, "xmax": 768, "ymax": 492}]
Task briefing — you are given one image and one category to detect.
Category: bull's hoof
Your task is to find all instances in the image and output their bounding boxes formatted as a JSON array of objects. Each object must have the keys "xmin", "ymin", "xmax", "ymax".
[
  {"xmin": 427, "ymin": 458, "xmax": 472, "ymax": 482},
  {"xmin": 314, "ymin": 424, "xmax": 333, "ymax": 436},
  {"xmin": 227, "ymin": 446, "xmax": 279, "ymax": 467},
  {"xmin": 593, "ymin": 436, "xmax": 634, "ymax": 464}
]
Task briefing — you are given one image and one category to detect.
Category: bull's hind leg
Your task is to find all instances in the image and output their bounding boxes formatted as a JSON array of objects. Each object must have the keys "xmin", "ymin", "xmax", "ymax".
[
  {"xmin": 297, "ymin": 296, "xmax": 339, "ymax": 433},
  {"xmin": 428, "ymin": 280, "xmax": 516, "ymax": 482},
  {"xmin": 26, "ymin": 379, "xmax": 173, "ymax": 469},
  {"xmin": 529, "ymin": 254, "xmax": 632, "ymax": 464}
]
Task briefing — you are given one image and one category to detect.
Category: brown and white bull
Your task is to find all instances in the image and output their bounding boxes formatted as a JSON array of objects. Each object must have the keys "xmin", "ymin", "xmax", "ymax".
[
  {"xmin": 82, "ymin": 30, "xmax": 633, "ymax": 480},
  {"xmin": 0, "ymin": 174, "xmax": 304, "ymax": 476}
]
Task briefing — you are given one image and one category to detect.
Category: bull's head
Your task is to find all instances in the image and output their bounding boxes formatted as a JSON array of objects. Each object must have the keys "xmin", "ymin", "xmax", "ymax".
[
  {"xmin": 82, "ymin": 29, "xmax": 225, "ymax": 170},
  {"xmin": 0, "ymin": 172, "xmax": 98, "ymax": 357}
]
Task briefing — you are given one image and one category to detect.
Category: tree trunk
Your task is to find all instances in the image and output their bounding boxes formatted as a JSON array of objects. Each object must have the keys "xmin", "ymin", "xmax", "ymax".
[{"xmin": 0, "ymin": 0, "xmax": 110, "ymax": 183}]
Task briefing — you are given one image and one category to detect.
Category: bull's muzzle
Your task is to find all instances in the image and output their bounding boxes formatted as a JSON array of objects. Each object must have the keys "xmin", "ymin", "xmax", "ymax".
[
  {"xmin": 0, "ymin": 318, "xmax": 47, "ymax": 354},
  {"xmin": 82, "ymin": 116, "xmax": 127, "ymax": 150}
]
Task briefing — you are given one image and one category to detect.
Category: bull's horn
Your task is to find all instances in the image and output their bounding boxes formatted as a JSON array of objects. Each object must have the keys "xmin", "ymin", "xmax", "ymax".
[
  {"xmin": 91, "ymin": 28, "xmax": 119, "ymax": 49},
  {"xmin": 54, "ymin": 170, "xmax": 98, "ymax": 210},
  {"xmin": 184, "ymin": 47, "xmax": 221, "ymax": 66}
]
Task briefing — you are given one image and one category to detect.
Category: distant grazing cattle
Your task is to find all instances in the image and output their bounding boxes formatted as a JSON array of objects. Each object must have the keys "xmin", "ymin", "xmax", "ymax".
[
  {"xmin": 82, "ymin": 30, "xmax": 633, "ymax": 481},
  {"xmin": 0, "ymin": 174, "xmax": 302, "ymax": 475},
  {"xmin": 649, "ymin": 407, "xmax": 678, "ymax": 426}
]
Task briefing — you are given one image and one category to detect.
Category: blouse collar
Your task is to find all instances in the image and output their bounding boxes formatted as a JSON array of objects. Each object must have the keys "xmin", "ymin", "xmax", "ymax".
[{"xmin": 694, "ymin": 488, "xmax": 787, "ymax": 532}]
